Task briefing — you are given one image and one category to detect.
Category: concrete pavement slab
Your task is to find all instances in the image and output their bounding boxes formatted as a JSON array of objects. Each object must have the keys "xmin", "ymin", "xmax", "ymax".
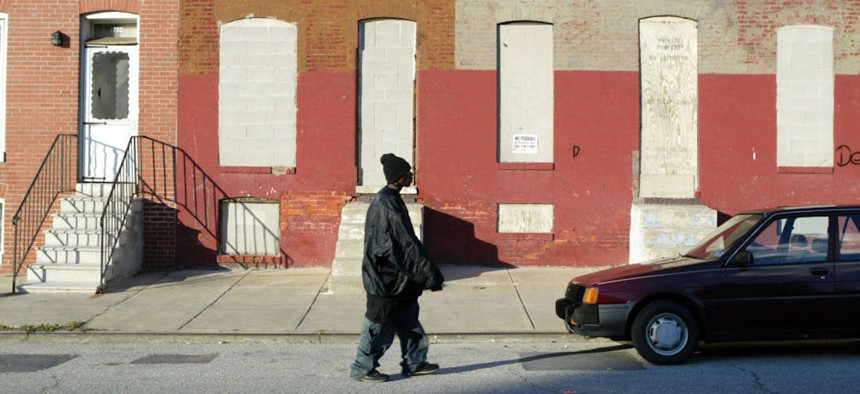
[
  {"xmin": 508, "ymin": 268, "xmax": 591, "ymax": 332},
  {"xmin": 296, "ymin": 293, "xmax": 365, "ymax": 333},
  {"xmin": 180, "ymin": 269, "xmax": 329, "ymax": 333},
  {"xmin": 0, "ymin": 273, "xmax": 160, "ymax": 327},
  {"xmin": 87, "ymin": 270, "xmax": 246, "ymax": 332}
]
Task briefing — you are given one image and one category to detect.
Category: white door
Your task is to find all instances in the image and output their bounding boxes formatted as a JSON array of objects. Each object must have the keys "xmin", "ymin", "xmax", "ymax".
[{"xmin": 81, "ymin": 45, "xmax": 138, "ymax": 182}]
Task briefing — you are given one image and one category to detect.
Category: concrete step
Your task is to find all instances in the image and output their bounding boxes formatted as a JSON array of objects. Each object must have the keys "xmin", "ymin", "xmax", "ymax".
[
  {"xmin": 629, "ymin": 203, "xmax": 717, "ymax": 263},
  {"xmin": 340, "ymin": 203, "xmax": 370, "ymax": 224},
  {"xmin": 36, "ymin": 246, "xmax": 101, "ymax": 265},
  {"xmin": 76, "ymin": 183, "xmax": 116, "ymax": 198},
  {"xmin": 60, "ymin": 196, "xmax": 107, "ymax": 214},
  {"xmin": 325, "ymin": 276, "xmax": 365, "ymax": 294},
  {"xmin": 26, "ymin": 262, "xmax": 103, "ymax": 284},
  {"xmin": 16, "ymin": 280, "xmax": 101, "ymax": 294},
  {"xmin": 44, "ymin": 229, "xmax": 103, "ymax": 247},
  {"xmin": 52, "ymin": 213, "xmax": 102, "ymax": 230},
  {"xmin": 639, "ymin": 228, "xmax": 715, "ymax": 249},
  {"xmin": 334, "ymin": 239, "xmax": 364, "ymax": 259},
  {"xmin": 331, "ymin": 257, "xmax": 362, "ymax": 276}
]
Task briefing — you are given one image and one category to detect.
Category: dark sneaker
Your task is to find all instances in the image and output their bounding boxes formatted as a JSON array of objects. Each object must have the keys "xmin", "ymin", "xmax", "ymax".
[
  {"xmin": 352, "ymin": 370, "xmax": 389, "ymax": 383},
  {"xmin": 403, "ymin": 362, "xmax": 439, "ymax": 377}
]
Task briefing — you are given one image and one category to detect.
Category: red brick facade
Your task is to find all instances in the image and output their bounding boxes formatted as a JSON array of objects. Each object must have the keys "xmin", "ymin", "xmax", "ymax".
[
  {"xmin": 0, "ymin": 0, "xmax": 178, "ymax": 274},
  {"xmin": 174, "ymin": 0, "xmax": 860, "ymax": 268},
  {"xmin": 3, "ymin": 1, "xmax": 860, "ymax": 274}
]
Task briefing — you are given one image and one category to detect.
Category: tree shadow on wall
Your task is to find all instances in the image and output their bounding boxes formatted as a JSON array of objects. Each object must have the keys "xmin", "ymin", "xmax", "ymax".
[{"xmin": 423, "ymin": 208, "xmax": 514, "ymax": 281}]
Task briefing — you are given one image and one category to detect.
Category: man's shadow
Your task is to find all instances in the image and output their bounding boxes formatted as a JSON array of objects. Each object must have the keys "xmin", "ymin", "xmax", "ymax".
[{"xmin": 386, "ymin": 344, "xmax": 633, "ymax": 380}]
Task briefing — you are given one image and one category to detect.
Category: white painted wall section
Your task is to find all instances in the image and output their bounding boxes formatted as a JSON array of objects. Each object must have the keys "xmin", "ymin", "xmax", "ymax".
[
  {"xmin": 498, "ymin": 204, "xmax": 553, "ymax": 233},
  {"xmin": 358, "ymin": 20, "xmax": 416, "ymax": 191},
  {"xmin": 499, "ymin": 23, "xmax": 553, "ymax": 163},
  {"xmin": 777, "ymin": 25, "xmax": 834, "ymax": 168},
  {"xmin": 219, "ymin": 18, "xmax": 297, "ymax": 167}
]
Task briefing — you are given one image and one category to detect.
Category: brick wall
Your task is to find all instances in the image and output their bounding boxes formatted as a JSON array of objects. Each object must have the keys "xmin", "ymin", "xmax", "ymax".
[
  {"xmin": 0, "ymin": 0, "xmax": 178, "ymax": 274},
  {"xmin": 180, "ymin": 0, "xmax": 455, "ymax": 74},
  {"xmin": 279, "ymin": 192, "xmax": 351, "ymax": 266},
  {"xmin": 142, "ymin": 199, "xmax": 176, "ymax": 270},
  {"xmin": 175, "ymin": 0, "xmax": 860, "ymax": 268},
  {"xmin": 455, "ymin": 0, "xmax": 860, "ymax": 74}
]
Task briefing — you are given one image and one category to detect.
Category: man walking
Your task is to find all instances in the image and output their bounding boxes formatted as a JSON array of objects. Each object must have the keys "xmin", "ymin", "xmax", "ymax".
[{"xmin": 350, "ymin": 153, "xmax": 445, "ymax": 383}]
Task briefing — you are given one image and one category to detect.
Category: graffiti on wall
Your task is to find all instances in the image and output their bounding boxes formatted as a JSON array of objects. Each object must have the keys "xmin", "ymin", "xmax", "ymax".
[{"xmin": 836, "ymin": 145, "xmax": 860, "ymax": 166}]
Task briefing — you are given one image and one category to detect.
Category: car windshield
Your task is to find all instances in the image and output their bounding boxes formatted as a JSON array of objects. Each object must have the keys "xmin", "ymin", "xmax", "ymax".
[{"xmin": 683, "ymin": 213, "xmax": 764, "ymax": 259}]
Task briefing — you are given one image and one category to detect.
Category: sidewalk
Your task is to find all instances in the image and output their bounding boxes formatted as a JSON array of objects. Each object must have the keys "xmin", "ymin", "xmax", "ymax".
[{"xmin": 0, "ymin": 266, "xmax": 598, "ymax": 344}]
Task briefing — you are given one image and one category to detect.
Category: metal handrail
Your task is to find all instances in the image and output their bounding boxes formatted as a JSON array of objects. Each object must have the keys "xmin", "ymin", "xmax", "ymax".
[
  {"xmin": 11, "ymin": 134, "xmax": 78, "ymax": 293},
  {"xmin": 98, "ymin": 137, "xmax": 140, "ymax": 292}
]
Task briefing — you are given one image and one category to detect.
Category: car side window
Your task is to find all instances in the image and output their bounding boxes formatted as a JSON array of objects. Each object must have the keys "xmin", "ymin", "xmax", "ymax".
[
  {"xmin": 838, "ymin": 214, "xmax": 860, "ymax": 262},
  {"xmin": 744, "ymin": 216, "xmax": 829, "ymax": 266}
]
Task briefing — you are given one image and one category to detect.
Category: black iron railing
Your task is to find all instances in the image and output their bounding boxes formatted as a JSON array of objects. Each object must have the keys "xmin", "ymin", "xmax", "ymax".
[
  {"xmin": 11, "ymin": 134, "xmax": 78, "ymax": 293},
  {"xmin": 98, "ymin": 137, "xmax": 140, "ymax": 292}
]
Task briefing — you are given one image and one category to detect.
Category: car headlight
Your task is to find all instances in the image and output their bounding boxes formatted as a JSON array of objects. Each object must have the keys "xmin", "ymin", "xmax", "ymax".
[{"xmin": 583, "ymin": 287, "xmax": 599, "ymax": 304}]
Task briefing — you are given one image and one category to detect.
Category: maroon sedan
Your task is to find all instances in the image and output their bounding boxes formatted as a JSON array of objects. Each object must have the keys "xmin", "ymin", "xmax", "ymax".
[{"xmin": 556, "ymin": 205, "xmax": 860, "ymax": 364}]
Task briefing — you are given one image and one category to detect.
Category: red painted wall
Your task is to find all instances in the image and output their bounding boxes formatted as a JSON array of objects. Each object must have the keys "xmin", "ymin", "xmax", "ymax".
[
  {"xmin": 177, "ymin": 72, "xmax": 358, "ymax": 267},
  {"xmin": 418, "ymin": 70, "xmax": 639, "ymax": 266},
  {"xmin": 177, "ymin": 69, "xmax": 860, "ymax": 268},
  {"xmin": 699, "ymin": 74, "xmax": 860, "ymax": 215}
]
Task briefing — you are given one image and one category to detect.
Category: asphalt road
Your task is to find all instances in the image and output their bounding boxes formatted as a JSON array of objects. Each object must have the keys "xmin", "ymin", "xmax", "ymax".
[{"xmin": 2, "ymin": 340, "xmax": 860, "ymax": 393}]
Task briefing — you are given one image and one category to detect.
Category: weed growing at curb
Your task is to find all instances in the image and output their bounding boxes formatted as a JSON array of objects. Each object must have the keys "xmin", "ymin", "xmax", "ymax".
[{"xmin": 0, "ymin": 321, "xmax": 89, "ymax": 333}]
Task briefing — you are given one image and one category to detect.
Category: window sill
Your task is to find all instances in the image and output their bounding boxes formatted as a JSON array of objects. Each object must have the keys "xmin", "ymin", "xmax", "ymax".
[
  {"xmin": 217, "ymin": 254, "xmax": 284, "ymax": 265},
  {"xmin": 497, "ymin": 233, "xmax": 554, "ymax": 240},
  {"xmin": 497, "ymin": 163, "xmax": 554, "ymax": 171},
  {"xmin": 220, "ymin": 166, "xmax": 296, "ymax": 175},
  {"xmin": 777, "ymin": 166, "xmax": 833, "ymax": 174}
]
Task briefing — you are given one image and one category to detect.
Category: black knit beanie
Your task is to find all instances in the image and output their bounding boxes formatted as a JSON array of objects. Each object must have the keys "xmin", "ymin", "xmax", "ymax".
[{"xmin": 381, "ymin": 153, "xmax": 411, "ymax": 184}]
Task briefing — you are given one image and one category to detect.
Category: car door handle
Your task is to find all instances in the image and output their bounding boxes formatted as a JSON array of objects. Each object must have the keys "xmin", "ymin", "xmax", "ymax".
[{"xmin": 809, "ymin": 267, "xmax": 829, "ymax": 276}]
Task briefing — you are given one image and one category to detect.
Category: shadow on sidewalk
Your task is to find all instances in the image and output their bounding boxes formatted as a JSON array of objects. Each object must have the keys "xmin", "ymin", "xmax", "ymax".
[
  {"xmin": 432, "ymin": 344, "xmax": 634, "ymax": 375},
  {"xmin": 100, "ymin": 267, "xmax": 235, "ymax": 294}
]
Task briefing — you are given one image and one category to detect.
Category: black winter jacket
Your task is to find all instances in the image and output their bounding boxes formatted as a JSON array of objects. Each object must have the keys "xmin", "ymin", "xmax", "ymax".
[{"xmin": 361, "ymin": 187, "xmax": 444, "ymax": 301}]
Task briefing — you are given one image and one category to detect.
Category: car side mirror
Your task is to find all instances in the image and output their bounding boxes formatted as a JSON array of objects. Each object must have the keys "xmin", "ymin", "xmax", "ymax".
[{"xmin": 732, "ymin": 250, "xmax": 754, "ymax": 266}]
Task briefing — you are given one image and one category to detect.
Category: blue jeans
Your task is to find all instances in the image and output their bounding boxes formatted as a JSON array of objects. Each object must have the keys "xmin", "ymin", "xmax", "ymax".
[{"xmin": 350, "ymin": 300, "xmax": 429, "ymax": 378}]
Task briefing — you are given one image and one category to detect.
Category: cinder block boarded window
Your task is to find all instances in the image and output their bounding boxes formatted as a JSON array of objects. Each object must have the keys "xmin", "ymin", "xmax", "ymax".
[
  {"xmin": 220, "ymin": 198, "xmax": 280, "ymax": 256},
  {"xmin": 498, "ymin": 22, "xmax": 553, "ymax": 164},
  {"xmin": 219, "ymin": 18, "xmax": 297, "ymax": 167},
  {"xmin": 357, "ymin": 19, "xmax": 417, "ymax": 191},
  {"xmin": 498, "ymin": 204, "xmax": 553, "ymax": 233},
  {"xmin": 777, "ymin": 25, "xmax": 834, "ymax": 168},
  {"xmin": 0, "ymin": 199, "xmax": 4, "ymax": 264},
  {"xmin": 0, "ymin": 14, "xmax": 7, "ymax": 162}
]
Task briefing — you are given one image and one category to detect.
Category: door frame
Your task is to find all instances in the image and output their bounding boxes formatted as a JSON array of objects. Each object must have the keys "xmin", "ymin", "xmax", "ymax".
[{"xmin": 78, "ymin": 11, "xmax": 139, "ymax": 182}]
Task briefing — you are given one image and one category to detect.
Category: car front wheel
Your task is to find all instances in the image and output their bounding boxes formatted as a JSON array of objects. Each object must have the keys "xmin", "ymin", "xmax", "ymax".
[{"xmin": 631, "ymin": 300, "xmax": 700, "ymax": 365}]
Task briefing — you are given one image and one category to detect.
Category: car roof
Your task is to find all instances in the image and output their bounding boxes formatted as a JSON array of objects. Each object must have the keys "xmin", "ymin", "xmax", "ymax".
[{"xmin": 738, "ymin": 205, "xmax": 860, "ymax": 216}]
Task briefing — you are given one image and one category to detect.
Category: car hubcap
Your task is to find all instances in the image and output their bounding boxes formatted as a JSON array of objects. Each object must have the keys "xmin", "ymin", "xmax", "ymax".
[{"xmin": 646, "ymin": 313, "xmax": 687, "ymax": 355}]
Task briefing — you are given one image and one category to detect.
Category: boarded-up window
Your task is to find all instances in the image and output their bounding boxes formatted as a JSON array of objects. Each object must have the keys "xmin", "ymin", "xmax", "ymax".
[
  {"xmin": 777, "ymin": 25, "xmax": 834, "ymax": 168},
  {"xmin": 357, "ymin": 19, "xmax": 417, "ymax": 191},
  {"xmin": 638, "ymin": 17, "xmax": 698, "ymax": 199},
  {"xmin": 498, "ymin": 23, "xmax": 554, "ymax": 163},
  {"xmin": 220, "ymin": 199, "xmax": 280, "ymax": 256},
  {"xmin": 498, "ymin": 204, "xmax": 553, "ymax": 233},
  {"xmin": 219, "ymin": 18, "xmax": 297, "ymax": 167}
]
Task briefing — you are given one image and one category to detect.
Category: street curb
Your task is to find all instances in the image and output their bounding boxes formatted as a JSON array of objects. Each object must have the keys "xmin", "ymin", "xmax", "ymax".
[{"xmin": 0, "ymin": 331, "xmax": 608, "ymax": 345}]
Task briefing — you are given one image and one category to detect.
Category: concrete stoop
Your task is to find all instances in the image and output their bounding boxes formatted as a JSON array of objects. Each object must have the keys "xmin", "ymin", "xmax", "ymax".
[
  {"xmin": 327, "ymin": 200, "xmax": 424, "ymax": 293},
  {"xmin": 17, "ymin": 183, "xmax": 143, "ymax": 294},
  {"xmin": 629, "ymin": 202, "xmax": 717, "ymax": 264}
]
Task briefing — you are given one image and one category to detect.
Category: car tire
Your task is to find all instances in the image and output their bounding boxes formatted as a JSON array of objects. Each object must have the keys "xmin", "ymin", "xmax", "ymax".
[{"xmin": 631, "ymin": 300, "xmax": 700, "ymax": 365}]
